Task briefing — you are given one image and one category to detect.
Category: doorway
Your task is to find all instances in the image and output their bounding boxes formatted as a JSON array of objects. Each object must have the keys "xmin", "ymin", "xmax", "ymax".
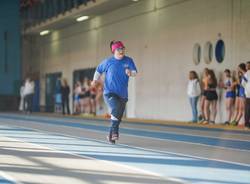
[{"xmin": 45, "ymin": 72, "xmax": 62, "ymax": 112}]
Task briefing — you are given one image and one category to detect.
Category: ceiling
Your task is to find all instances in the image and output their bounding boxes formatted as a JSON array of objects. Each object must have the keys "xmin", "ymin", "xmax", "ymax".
[{"xmin": 23, "ymin": 0, "xmax": 138, "ymax": 34}]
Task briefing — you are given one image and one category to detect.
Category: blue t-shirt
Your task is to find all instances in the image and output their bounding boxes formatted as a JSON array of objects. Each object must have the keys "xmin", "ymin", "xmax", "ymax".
[{"xmin": 96, "ymin": 56, "xmax": 137, "ymax": 99}]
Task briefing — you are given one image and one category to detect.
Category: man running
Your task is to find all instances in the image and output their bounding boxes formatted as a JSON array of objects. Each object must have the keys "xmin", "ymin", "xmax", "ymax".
[{"xmin": 91, "ymin": 41, "xmax": 137, "ymax": 144}]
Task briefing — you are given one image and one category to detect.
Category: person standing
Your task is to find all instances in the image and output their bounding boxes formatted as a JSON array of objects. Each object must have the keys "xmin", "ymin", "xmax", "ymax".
[
  {"xmin": 61, "ymin": 79, "xmax": 71, "ymax": 115},
  {"xmin": 231, "ymin": 64, "xmax": 247, "ymax": 126},
  {"xmin": 203, "ymin": 70, "xmax": 218, "ymax": 124},
  {"xmin": 187, "ymin": 71, "xmax": 201, "ymax": 123},
  {"xmin": 240, "ymin": 62, "xmax": 250, "ymax": 129},
  {"xmin": 73, "ymin": 81, "xmax": 81, "ymax": 115},
  {"xmin": 23, "ymin": 77, "xmax": 35, "ymax": 114},
  {"xmin": 91, "ymin": 41, "xmax": 137, "ymax": 144},
  {"xmin": 199, "ymin": 68, "xmax": 209, "ymax": 122},
  {"xmin": 222, "ymin": 69, "xmax": 236, "ymax": 125},
  {"xmin": 19, "ymin": 81, "xmax": 25, "ymax": 111}
]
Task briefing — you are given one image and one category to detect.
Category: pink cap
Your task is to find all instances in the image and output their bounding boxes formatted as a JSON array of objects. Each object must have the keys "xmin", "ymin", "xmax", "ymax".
[{"xmin": 111, "ymin": 41, "xmax": 125, "ymax": 53}]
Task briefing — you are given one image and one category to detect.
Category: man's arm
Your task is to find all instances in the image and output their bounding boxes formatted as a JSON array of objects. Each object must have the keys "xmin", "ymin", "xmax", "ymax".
[
  {"xmin": 126, "ymin": 58, "xmax": 137, "ymax": 77},
  {"xmin": 91, "ymin": 71, "xmax": 102, "ymax": 87},
  {"xmin": 125, "ymin": 69, "xmax": 137, "ymax": 77}
]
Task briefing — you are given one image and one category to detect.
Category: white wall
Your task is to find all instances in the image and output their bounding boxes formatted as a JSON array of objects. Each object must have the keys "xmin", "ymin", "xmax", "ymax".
[{"xmin": 22, "ymin": 0, "xmax": 250, "ymax": 122}]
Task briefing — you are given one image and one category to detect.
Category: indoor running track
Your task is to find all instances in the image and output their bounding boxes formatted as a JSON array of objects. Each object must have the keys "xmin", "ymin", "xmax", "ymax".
[{"xmin": 0, "ymin": 113, "xmax": 249, "ymax": 184}]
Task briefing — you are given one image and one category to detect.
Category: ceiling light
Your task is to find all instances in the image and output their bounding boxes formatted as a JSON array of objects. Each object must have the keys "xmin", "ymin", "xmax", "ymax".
[
  {"xmin": 76, "ymin": 16, "xmax": 89, "ymax": 22},
  {"xmin": 40, "ymin": 30, "xmax": 50, "ymax": 36},
  {"xmin": 132, "ymin": 0, "xmax": 139, "ymax": 2}
]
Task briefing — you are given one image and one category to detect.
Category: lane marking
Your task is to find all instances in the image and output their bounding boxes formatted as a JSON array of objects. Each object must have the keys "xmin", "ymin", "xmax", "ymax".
[
  {"xmin": 0, "ymin": 171, "xmax": 23, "ymax": 184},
  {"xmin": 1, "ymin": 124, "xmax": 250, "ymax": 168},
  {"xmin": 1, "ymin": 113, "xmax": 250, "ymax": 135},
  {"xmin": 0, "ymin": 118, "xmax": 250, "ymax": 153},
  {"xmin": 0, "ymin": 130, "xmax": 187, "ymax": 184},
  {"xmin": 0, "ymin": 115, "xmax": 249, "ymax": 142}
]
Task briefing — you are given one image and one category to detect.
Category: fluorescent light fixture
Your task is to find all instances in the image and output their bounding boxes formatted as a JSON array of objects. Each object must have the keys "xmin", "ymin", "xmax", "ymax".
[
  {"xmin": 40, "ymin": 30, "xmax": 50, "ymax": 36},
  {"xmin": 76, "ymin": 16, "xmax": 89, "ymax": 22},
  {"xmin": 132, "ymin": 0, "xmax": 139, "ymax": 2}
]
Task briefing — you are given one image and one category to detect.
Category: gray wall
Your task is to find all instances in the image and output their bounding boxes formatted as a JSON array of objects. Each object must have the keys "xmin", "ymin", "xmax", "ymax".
[
  {"xmin": 0, "ymin": 0, "xmax": 21, "ymax": 95},
  {"xmin": 23, "ymin": 0, "xmax": 250, "ymax": 122}
]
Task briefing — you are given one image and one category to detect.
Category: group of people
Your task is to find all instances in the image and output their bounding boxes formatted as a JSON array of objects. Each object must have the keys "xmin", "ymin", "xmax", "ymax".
[
  {"xmin": 187, "ymin": 62, "xmax": 250, "ymax": 129},
  {"xmin": 20, "ymin": 40, "xmax": 249, "ymax": 147},
  {"xmin": 72, "ymin": 77, "xmax": 103, "ymax": 116}
]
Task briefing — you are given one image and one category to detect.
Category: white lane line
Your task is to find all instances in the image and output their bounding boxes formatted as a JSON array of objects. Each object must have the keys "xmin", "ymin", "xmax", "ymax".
[
  {"xmin": 0, "ymin": 129, "xmax": 187, "ymax": 184},
  {"xmin": 0, "ymin": 171, "xmax": 23, "ymax": 184},
  {"xmin": 122, "ymin": 132, "xmax": 250, "ymax": 153},
  {"xmin": 0, "ymin": 118, "xmax": 249, "ymax": 153},
  {"xmin": 120, "ymin": 126, "xmax": 250, "ymax": 142},
  {"xmin": 0, "ymin": 116, "xmax": 250, "ymax": 143},
  {"xmin": 1, "ymin": 120, "xmax": 250, "ymax": 153},
  {"xmin": 1, "ymin": 124, "xmax": 250, "ymax": 168}
]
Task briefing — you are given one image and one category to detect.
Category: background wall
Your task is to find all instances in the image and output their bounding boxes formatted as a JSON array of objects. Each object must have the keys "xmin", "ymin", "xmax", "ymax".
[
  {"xmin": 23, "ymin": 0, "xmax": 250, "ymax": 122},
  {"xmin": 0, "ymin": 0, "xmax": 21, "ymax": 111},
  {"xmin": 0, "ymin": 0, "xmax": 21, "ymax": 95}
]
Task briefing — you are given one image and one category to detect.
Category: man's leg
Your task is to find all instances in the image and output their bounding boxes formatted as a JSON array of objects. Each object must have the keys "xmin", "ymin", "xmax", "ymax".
[
  {"xmin": 26, "ymin": 95, "xmax": 31, "ymax": 113},
  {"xmin": 104, "ymin": 94, "xmax": 118, "ymax": 143},
  {"xmin": 28, "ymin": 94, "xmax": 34, "ymax": 113},
  {"xmin": 103, "ymin": 94, "xmax": 127, "ymax": 143},
  {"xmin": 62, "ymin": 98, "xmax": 65, "ymax": 115},
  {"xmin": 23, "ymin": 95, "xmax": 27, "ymax": 112},
  {"xmin": 111, "ymin": 97, "xmax": 127, "ymax": 140},
  {"xmin": 66, "ymin": 97, "xmax": 70, "ymax": 114}
]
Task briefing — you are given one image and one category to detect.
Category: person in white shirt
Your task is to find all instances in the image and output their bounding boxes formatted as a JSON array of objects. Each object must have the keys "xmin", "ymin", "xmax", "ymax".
[
  {"xmin": 19, "ymin": 82, "xmax": 25, "ymax": 111},
  {"xmin": 187, "ymin": 71, "xmax": 201, "ymax": 123},
  {"xmin": 240, "ymin": 61, "xmax": 250, "ymax": 129},
  {"xmin": 23, "ymin": 77, "xmax": 35, "ymax": 114}
]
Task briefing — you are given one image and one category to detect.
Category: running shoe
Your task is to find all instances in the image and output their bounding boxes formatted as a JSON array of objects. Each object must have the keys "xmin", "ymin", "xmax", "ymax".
[
  {"xmin": 106, "ymin": 136, "xmax": 115, "ymax": 144},
  {"xmin": 111, "ymin": 134, "xmax": 119, "ymax": 141}
]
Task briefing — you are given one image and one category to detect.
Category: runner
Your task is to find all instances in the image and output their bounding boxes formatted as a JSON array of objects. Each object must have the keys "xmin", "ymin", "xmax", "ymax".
[{"xmin": 91, "ymin": 41, "xmax": 137, "ymax": 144}]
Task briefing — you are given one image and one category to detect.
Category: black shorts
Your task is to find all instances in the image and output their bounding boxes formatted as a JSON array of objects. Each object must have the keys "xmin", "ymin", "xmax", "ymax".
[
  {"xmin": 206, "ymin": 91, "xmax": 218, "ymax": 101},
  {"xmin": 79, "ymin": 94, "xmax": 85, "ymax": 99},
  {"xmin": 85, "ymin": 91, "xmax": 91, "ymax": 97},
  {"xmin": 202, "ymin": 90, "xmax": 208, "ymax": 97},
  {"xmin": 91, "ymin": 94, "xmax": 96, "ymax": 99}
]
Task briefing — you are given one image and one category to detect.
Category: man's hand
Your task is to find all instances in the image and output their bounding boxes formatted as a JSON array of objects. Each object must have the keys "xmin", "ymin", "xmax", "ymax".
[
  {"xmin": 125, "ymin": 69, "xmax": 132, "ymax": 76},
  {"xmin": 91, "ymin": 80, "xmax": 98, "ymax": 87},
  {"xmin": 125, "ymin": 69, "xmax": 137, "ymax": 77}
]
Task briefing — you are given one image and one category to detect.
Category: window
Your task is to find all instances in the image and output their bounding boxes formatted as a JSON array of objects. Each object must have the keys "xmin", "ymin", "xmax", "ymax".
[
  {"xmin": 215, "ymin": 39, "xmax": 225, "ymax": 63},
  {"xmin": 204, "ymin": 42, "xmax": 213, "ymax": 64},
  {"xmin": 193, "ymin": 43, "xmax": 201, "ymax": 65}
]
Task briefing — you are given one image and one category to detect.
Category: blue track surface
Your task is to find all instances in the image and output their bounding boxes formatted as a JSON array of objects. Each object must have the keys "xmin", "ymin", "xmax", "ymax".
[
  {"xmin": 0, "ymin": 114, "xmax": 250, "ymax": 184},
  {"xmin": 0, "ymin": 114, "xmax": 249, "ymax": 151},
  {"xmin": 0, "ymin": 124, "xmax": 249, "ymax": 184}
]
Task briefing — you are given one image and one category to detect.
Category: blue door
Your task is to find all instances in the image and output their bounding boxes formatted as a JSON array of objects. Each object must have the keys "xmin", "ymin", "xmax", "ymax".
[{"xmin": 45, "ymin": 72, "xmax": 62, "ymax": 112}]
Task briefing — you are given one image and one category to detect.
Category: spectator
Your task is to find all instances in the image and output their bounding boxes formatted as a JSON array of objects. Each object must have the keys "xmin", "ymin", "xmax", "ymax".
[
  {"xmin": 90, "ymin": 81, "xmax": 97, "ymax": 115},
  {"xmin": 240, "ymin": 61, "xmax": 250, "ymax": 129},
  {"xmin": 80, "ymin": 77, "xmax": 91, "ymax": 114},
  {"xmin": 23, "ymin": 77, "xmax": 35, "ymax": 114},
  {"xmin": 222, "ymin": 69, "xmax": 236, "ymax": 124},
  {"xmin": 73, "ymin": 81, "xmax": 81, "ymax": 114},
  {"xmin": 199, "ymin": 68, "xmax": 209, "ymax": 122},
  {"xmin": 203, "ymin": 70, "xmax": 218, "ymax": 124},
  {"xmin": 19, "ymin": 81, "xmax": 25, "ymax": 111},
  {"xmin": 61, "ymin": 78, "xmax": 70, "ymax": 115},
  {"xmin": 187, "ymin": 71, "xmax": 201, "ymax": 123},
  {"xmin": 231, "ymin": 66, "xmax": 246, "ymax": 126}
]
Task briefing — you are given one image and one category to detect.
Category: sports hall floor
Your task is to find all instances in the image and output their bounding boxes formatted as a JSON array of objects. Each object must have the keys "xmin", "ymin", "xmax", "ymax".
[{"xmin": 0, "ymin": 112, "xmax": 249, "ymax": 184}]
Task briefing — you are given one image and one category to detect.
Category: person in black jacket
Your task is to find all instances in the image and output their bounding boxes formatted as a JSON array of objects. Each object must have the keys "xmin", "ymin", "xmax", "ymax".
[{"xmin": 61, "ymin": 79, "xmax": 70, "ymax": 115}]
